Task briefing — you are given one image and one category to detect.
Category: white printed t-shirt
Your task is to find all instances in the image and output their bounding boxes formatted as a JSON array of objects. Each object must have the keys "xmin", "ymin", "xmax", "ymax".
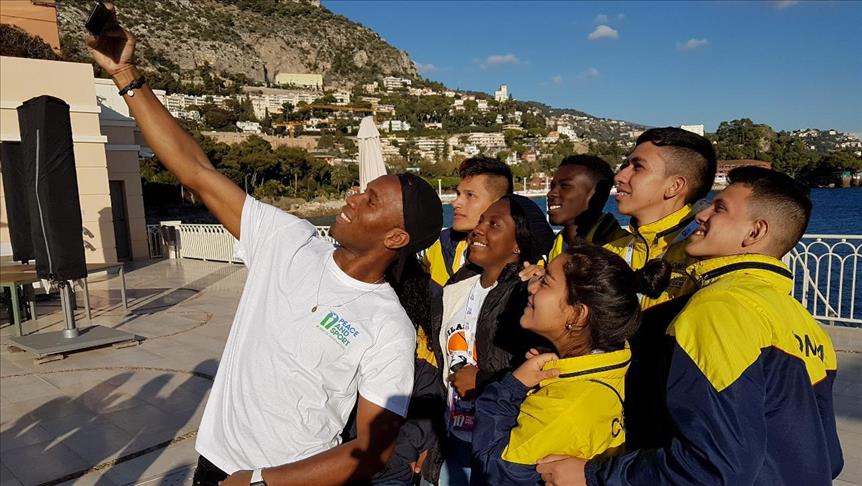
[
  {"xmin": 444, "ymin": 279, "xmax": 495, "ymax": 442},
  {"xmin": 196, "ymin": 196, "xmax": 416, "ymax": 473}
]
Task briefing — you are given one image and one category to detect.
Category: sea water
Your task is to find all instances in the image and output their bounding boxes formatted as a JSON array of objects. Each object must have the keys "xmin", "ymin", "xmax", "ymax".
[{"xmin": 441, "ymin": 187, "xmax": 862, "ymax": 234}]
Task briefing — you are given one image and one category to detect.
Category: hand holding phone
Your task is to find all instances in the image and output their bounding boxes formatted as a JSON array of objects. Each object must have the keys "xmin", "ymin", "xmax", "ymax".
[
  {"xmin": 85, "ymin": 1, "xmax": 112, "ymax": 36},
  {"xmin": 84, "ymin": 2, "xmax": 137, "ymax": 77}
]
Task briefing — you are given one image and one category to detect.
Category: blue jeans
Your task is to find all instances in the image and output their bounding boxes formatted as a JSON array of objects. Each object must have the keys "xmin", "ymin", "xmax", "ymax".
[{"xmin": 437, "ymin": 435, "xmax": 472, "ymax": 486}]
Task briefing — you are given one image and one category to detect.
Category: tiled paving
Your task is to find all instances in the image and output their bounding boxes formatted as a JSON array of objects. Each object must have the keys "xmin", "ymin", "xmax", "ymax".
[{"xmin": 1, "ymin": 258, "xmax": 859, "ymax": 485}]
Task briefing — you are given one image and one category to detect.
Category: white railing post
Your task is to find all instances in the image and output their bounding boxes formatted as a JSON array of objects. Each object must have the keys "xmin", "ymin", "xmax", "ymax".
[{"xmin": 785, "ymin": 235, "xmax": 861, "ymax": 326}]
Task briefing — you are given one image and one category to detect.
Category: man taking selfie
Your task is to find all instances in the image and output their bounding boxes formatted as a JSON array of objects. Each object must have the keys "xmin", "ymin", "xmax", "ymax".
[{"xmin": 85, "ymin": 5, "xmax": 443, "ymax": 486}]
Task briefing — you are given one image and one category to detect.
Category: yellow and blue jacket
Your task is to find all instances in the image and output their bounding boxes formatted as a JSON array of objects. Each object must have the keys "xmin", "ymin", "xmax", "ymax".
[
  {"xmin": 423, "ymin": 228, "xmax": 469, "ymax": 293},
  {"xmin": 589, "ymin": 254, "xmax": 843, "ymax": 486},
  {"xmin": 602, "ymin": 205, "xmax": 698, "ymax": 309},
  {"xmin": 473, "ymin": 347, "xmax": 630, "ymax": 485},
  {"xmin": 548, "ymin": 212, "xmax": 629, "ymax": 262}
]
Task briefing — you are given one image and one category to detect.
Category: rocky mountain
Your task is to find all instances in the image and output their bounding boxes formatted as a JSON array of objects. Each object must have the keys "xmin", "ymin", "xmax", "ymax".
[{"xmin": 57, "ymin": 0, "xmax": 418, "ymax": 90}]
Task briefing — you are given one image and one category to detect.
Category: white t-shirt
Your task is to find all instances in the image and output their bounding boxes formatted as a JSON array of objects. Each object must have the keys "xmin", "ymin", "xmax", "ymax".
[
  {"xmin": 196, "ymin": 196, "xmax": 416, "ymax": 473},
  {"xmin": 444, "ymin": 279, "xmax": 495, "ymax": 442}
]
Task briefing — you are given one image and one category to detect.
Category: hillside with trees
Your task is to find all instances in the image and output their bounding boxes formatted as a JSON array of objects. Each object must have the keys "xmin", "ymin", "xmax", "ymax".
[
  {"xmin": 56, "ymin": 0, "xmax": 418, "ymax": 93},
  {"xmin": 709, "ymin": 119, "xmax": 861, "ymax": 185}
]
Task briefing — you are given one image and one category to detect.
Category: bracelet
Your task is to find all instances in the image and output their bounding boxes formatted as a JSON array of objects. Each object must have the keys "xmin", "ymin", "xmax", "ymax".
[{"xmin": 118, "ymin": 76, "xmax": 146, "ymax": 97}]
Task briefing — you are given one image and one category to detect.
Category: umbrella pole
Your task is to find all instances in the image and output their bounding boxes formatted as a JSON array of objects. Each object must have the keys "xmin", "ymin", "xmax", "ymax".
[{"xmin": 59, "ymin": 281, "xmax": 80, "ymax": 338}]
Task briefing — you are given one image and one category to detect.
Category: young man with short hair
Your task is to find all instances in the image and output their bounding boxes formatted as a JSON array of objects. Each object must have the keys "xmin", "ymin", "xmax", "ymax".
[
  {"xmin": 424, "ymin": 157, "xmax": 513, "ymax": 292},
  {"xmin": 603, "ymin": 127, "xmax": 717, "ymax": 309},
  {"xmin": 86, "ymin": 11, "xmax": 443, "ymax": 486},
  {"xmin": 536, "ymin": 167, "xmax": 843, "ymax": 486},
  {"xmin": 546, "ymin": 155, "xmax": 628, "ymax": 261}
]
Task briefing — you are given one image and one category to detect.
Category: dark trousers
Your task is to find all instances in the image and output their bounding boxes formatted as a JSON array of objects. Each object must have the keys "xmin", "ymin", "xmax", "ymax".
[{"xmin": 193, "ymin": 455, "xmax": 229, "ymax": 486}]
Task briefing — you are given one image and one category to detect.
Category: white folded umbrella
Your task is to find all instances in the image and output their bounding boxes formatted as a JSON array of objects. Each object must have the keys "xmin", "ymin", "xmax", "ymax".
[{"xmin": 357, "ymin": 116, "xmax": 387, "ymax": 191}]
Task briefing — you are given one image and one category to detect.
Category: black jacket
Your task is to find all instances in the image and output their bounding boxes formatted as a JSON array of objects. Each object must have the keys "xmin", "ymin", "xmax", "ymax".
[
  {"xmin": 622, "ymin": 294, "xmax": 691, "ymax": 450},
  {"xmin": 366, "ymin": 354, "xmax": 445, "ymax": 485}
]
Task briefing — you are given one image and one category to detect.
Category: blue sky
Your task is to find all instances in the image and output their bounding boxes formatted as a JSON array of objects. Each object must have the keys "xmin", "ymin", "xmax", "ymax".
[{"xmin": 325, "ymin": 1, "xmax": 862, "ymax": 135}]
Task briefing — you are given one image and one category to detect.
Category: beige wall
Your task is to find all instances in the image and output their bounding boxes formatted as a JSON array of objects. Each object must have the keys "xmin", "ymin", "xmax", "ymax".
[
  {"xmin": 0, "ymin": 0, "xmax": 61, "ymax": 52},
  {"xmin": 274, "ymin": 72, "xmax": 324, "ymax": 89},
  {"xmin": 95, "ymin": 78, "xmax": 151, "ymax": 260},
  {"xmin": 0, "ymin": 56, "xmax": 123, "ymax": 263}
]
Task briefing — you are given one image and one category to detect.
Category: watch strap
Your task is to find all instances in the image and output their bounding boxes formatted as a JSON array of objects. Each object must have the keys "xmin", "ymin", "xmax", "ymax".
[{"xmin": 250, "ymin": 468, "xmax": 266, "ymax": 485}]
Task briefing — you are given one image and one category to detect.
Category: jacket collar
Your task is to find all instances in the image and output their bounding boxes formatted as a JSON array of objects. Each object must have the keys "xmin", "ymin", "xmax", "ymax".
[
  {"xmin": 448, "ymin": 261, "xmax": 521, "ymax": 287},
  {"xmin": 539, "ymin": 346, "xmax": 631, "ymax": 388},
  {"xmin": 630, "ymin": 205, "xmax": 695, "ymax": 244},
  {"xmin": 441, "ymin": 262, "xmax": 522, "ymax": 318},
  {"xmin": 686, "ymin": 254, "xmax": 792, "ymax": 292},
  {"xmin": 581, "ymin": 212, "xmax": 621, "ymax": 242}
]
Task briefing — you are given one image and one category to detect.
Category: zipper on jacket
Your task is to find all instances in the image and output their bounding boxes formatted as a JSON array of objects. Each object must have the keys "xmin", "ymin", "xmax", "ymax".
[
  {"xmin": 33, "ymin": 129, "xmax": 54, "ymax": 275},
  {"xmin": 636, "ymin": 229, "xmax": 649, "ymax": 268}
]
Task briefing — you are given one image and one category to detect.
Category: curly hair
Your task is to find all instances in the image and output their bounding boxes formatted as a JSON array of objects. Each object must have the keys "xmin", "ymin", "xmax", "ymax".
[{"xmin": 386, "ymin": 254, "xmax": 433, "ymax": 338}]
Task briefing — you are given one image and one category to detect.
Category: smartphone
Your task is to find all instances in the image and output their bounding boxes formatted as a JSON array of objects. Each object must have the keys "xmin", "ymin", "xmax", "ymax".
[{"xmin": 85, "ymin": 1, "xmax": 111, "ymax": 35}]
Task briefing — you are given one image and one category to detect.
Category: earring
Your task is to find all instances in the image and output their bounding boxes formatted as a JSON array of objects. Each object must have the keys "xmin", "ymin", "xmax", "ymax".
[
  {"xmin": 514, "ymin": 248, "xmax": 520, "ymax": 254},
  {"xmin": 565, "ymin": 322, "xmax": 573, "ymax": 331}
]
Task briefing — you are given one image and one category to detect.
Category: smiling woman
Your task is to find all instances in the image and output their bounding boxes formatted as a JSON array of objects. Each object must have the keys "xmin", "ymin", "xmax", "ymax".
[
  {"xmin": 471, "ymin": 243, "xmax": 645, "ymax": 485},
  {"xmin": 420, "ymin": 194, "xmax": 554, "ymax": 484}
]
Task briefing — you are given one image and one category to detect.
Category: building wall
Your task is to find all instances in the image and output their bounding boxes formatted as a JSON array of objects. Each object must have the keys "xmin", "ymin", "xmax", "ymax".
[
  {"xmin": 716, "ymin": 159, "xmax": 772, "ymax": 177},
  {"xmin": 0, "ymin": 0, "xmax": 61, "ymax": 52},
  {"xmin": 201, "ymin": 131, "xmax": 319, "ymax": 150},
  {"xmin": 274, "ymin": 73, "xmax": 324, "ymax": 89},
  {"xmin": 680, "ymin": 124, "xmax": 705, "ymax": 137},
  {"xmin": 94, "ymin": 78, "xmax": 151, "ymax": 260},
  {"xmin": 0, "ymin": 56, "xmax": 120, "ymax": 263}
]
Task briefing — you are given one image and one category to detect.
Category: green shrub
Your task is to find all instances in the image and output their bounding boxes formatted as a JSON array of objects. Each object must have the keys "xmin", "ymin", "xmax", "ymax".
[{"xmin": 0, "ymin": 24, "xmax": 60, "ymax": 60}]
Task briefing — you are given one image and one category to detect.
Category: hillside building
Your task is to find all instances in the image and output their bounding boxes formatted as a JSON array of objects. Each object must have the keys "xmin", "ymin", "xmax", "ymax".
[
  {"xmin": 557, "ymin": 124, "xmax": 579, "ymax": 140},
  {"xmin": 236, "ymin": 121, "xmax": 262, "ymax": 133},
  {"xmin": 378, "ymin": 120, "xmax": 412, "ymax": 132},
  {"xmin": 415, "ymin": 137, "xmax": 446, "ymax": 160},
  {"xmin": 467, "ymin": 132, "xmax": 506, "ymax": 149},
  {"xmin": 715, "ymin": 159, "xmax": 772, "ymax": 186},
  {"xmin": 333, "ymin": 91, "xmax": 351, "ymax": 105},
  {"xmin": 680, "ymin": 124, "xmax": 705, "ymax": 136},
  {"xmin": 495, "ymin": 84, "xmax": 510, "ymax": 102},
  {"xmin": 382, "ymin": 77, "xmax": 412, "ymax": 90},
  {"xmin": 274, "ymin": 73, "xmax": 323, "ymax": 90}
]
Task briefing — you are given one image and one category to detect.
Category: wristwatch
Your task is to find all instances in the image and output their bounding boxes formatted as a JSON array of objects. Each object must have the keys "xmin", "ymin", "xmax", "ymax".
[{"xmin": 250, "ymin": 468, "xmax": 267, "ymax": 486}]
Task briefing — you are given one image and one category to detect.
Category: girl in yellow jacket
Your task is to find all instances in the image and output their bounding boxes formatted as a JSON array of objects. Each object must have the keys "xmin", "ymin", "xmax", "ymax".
[{"xmin": 473, "ymin": 242, "xmax": 663, "ymax": 485}]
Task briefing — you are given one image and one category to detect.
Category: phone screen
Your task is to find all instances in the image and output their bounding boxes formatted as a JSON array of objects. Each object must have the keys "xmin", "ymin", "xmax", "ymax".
[{"xmin": 85, "ymin": 1, "xmax": 111, "ymax": 35}]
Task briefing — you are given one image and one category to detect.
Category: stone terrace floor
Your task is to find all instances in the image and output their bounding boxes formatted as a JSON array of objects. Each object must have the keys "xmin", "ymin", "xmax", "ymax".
[{"xmin": 0, "ymin": 259, "xmax": 860, "ymax": 485}]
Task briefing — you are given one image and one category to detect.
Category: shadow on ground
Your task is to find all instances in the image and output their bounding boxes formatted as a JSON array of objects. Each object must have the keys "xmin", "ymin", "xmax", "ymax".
[
  {"xmin": 834, "ymin": 351, "xmax": 862, "ymax": 421},
  {"xmin": 0, "ymin": 360, "xmax": 216, "ymax": 485}
]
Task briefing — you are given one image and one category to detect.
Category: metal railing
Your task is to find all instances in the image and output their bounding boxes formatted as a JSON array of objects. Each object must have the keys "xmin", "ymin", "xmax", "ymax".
[
  {"xmin": 146, "ymin": 224, "xmax": 164, "ymax": 258},
  {"xmin": 145, "ymin": 224, "xmax": 861, "ymax": 326},
  {"xmin": 783, "ymin": 235, "xmax": 861, "ymax": 326},
  {"xmin": 146, "ymin": 223, "xmax": 334, "ymax": 262},
  {"xmin": 315, "ymin": 226, "xmax": 335, "ymax": 243},
  {"xmin": 174, "ymin": 224, "xmax": 243, "ymax": 264}
]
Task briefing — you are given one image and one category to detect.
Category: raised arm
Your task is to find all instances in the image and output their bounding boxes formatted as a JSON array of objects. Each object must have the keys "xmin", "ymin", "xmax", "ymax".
[
  {"xmin": 86, "ymin": 4, "xmax": 245, "ymax": 237},
  {"xmin": 223, "ymin": 396, "xmax": 403, "ymax": 486}
]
